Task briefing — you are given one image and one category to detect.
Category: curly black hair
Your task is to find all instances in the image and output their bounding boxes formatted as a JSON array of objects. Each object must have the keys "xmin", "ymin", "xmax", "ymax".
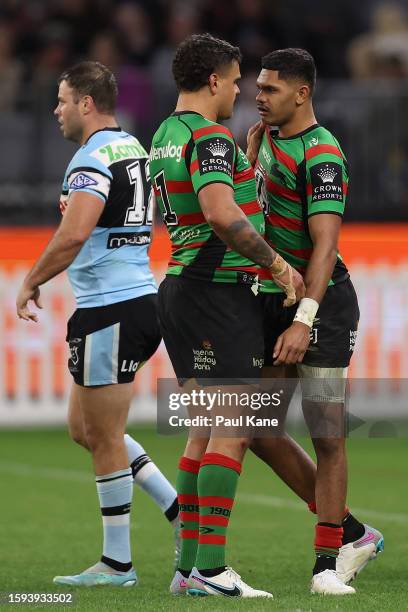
[
  {"xmin": 58, "ymin": 61, "xmax": 118, "ymax": 114},
  {"xmin": 262, "ymin": 48, "xmax": 316, "ymax": 93},
  {"xmin": 172, "ymin": 33, "xmax": 242, "ymax": 92}
]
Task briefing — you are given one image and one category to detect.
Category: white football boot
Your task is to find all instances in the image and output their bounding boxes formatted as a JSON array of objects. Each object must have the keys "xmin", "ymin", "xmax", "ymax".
[
  {"xmin": 187, "ymin": 566, "xmax": 273, "ymax": 598},
  {"xmin": 169, "ymin": 570, "xmax": 189, "ymax": 595},
  {"xmin": 337, "ymin": 524, "xmax": 384, "ymax": 584},
  {"xmin": 311, "ymin": 569, "xmax": 356, "ymax": 595}
]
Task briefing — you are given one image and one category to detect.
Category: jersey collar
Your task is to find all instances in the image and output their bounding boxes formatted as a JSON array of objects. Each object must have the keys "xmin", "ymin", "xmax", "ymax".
[
  {"xmin": 84, "ymin": 126, "xmax": 122, "ymax": 145},
  {"xmin": 171, "ymin": 110, "xmax": 203, "ymax": 117},
  {"xmin": 272, "ymin": 123, "xmax": 320, "ymax": 140}
]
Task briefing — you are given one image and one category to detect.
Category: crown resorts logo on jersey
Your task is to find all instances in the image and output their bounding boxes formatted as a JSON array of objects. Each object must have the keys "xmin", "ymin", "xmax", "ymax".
[
  {"xmin": 317, "ymin": 164, "xmax": 338, "ymax": 184},
  {"xmin": 197, "ymin": 137, "xmax": 234, "ymax": 177},
  {"xmin": 205, "ymin": 139, "xmax": 229, "ymax": 157},
  {"xmin": 69, "ymin": 173, "xmax": 98, "ymax": 190},
  {"xmin": 310, "ymin": 162, "xmax": 343, "ymax": 202},
  {"xmin": 150, "ymin": 140, "xmax": 183, "ymax": 163}
]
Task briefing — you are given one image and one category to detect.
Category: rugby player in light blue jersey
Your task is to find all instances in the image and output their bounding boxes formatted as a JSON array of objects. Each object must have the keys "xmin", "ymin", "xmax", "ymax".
[{"xmin": 16, "ymin": 61, "xmax": 179, "ymax": 587}]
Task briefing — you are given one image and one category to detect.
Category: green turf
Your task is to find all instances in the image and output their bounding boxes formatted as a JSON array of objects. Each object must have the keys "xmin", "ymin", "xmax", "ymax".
[{"xmin": 0, "ymin": 427, "xmax": 406, "ymax": 611}]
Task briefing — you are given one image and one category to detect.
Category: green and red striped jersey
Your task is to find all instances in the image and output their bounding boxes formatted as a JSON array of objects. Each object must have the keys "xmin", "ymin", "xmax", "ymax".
[
  {"xmin": 149, "ymin": 111, "xmax": 264, "ymax": 283},
  {"xmin": 255, "ymin": 124, "xmax": 349, "ymax": 293}
]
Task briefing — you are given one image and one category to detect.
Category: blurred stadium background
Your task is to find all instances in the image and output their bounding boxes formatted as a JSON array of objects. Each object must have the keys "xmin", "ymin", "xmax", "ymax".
[{"xmin": 0, "ymin": 0, "xmax": 407, "ymax": 426}]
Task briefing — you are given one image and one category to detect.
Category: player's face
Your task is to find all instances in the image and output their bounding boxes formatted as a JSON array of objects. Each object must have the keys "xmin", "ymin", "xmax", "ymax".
[
  {"xmin": 256, "ymin": 69, "xmax": 299, "ymax": 127},
  {"xmin": 54, "ymin": 80, "xmax": 83, "ymax": 143},
  {"xmin": 216, "ymin": 60, "xmax": 241, "ymax": 121}
]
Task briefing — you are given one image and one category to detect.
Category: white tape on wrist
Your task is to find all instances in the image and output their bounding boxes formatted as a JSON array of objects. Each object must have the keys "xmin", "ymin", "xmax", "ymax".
[{"xmin": 293, "ymin": 297, "xmax": 319, "ymax": 328}]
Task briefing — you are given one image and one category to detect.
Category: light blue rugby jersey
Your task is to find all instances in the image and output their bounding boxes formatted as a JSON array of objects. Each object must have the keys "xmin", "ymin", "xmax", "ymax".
[{"xmin": 61, "ymin": 127, "xmax": 156, "ymax": 307}]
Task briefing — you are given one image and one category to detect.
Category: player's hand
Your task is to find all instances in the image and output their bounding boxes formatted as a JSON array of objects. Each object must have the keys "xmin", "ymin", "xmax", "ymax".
[
  {"xmin": 272, "ymin": 263, "xmax": 306, "ymax": 307},
  {"xmin": 246, "ymin": 121, "xmax": 265, "ymax": 166},
  {"xmin": 16, "ymin": 282, "xmax": 43, "ymax": 322},
  {"xmin": 273, "ymin": 321, "xmax": 311, "ymax": 365}
]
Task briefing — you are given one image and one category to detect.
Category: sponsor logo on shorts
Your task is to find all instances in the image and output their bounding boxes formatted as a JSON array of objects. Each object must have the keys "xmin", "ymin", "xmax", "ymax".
[
  {"xmin": 121, "ymin": 360, "xmax": 139, "ymax": 373},
  {"xmin": 193, "ymin": 347, "xmax": 216, "ymax": 371},
  {"xmin": 69, "ymin": 345, "xmax": 80, "ymax": 366},
  {"xmin": 310, "ymin": 327, "xmax": 318, "ymax": 344},
  {"xmin": 252, "ymin": 357, "xmax": 264, "ymax": 368},
  {"xmin": 107, "ymin": 232, "xmax": 151, "ymax": 249},
  {"xmin": 349, "ymin": 329, "xmax": 358, "ymax": 351}
]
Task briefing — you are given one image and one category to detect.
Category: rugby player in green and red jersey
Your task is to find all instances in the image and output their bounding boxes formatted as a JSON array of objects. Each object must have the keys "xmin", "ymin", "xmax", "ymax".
[
  {"xmin": 246, "ymin": 48, "xmax": 384, "ymax": 595},
  {"xmin": 150, "ymin": 34, "xmax": 305, "ymax": 599}
]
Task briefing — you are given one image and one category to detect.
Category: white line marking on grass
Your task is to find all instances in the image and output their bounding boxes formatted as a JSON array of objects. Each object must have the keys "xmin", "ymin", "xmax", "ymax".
[
  {"xmin": 1, "ymin": 461, "xmax": 407, "ymax": 525},
  {"xmin": 238, "ymin": 492, "xmax": 408, "ymax": 524},
  {"xmin": 0, "ymin": 461, "xmax": 91, "ymax": 483}
]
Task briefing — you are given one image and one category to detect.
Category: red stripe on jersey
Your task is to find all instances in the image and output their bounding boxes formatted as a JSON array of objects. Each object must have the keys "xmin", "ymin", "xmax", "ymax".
[
  {"xmin": 305, "ymin": 144, "xmax": 343, "ymax": 161},
  {"xmin": 200, "ymin": 515, "xmax": 229, "ymax": 527},
  {"xmin": 190, "ymin": 159, "xmax": 199, "ymax": 174},
  {"xmin": 166, "ymin": 180, "xmax": 193, "ymax": 193},
  {"xmin": 178, "ymin": 494, "xmax": 199, "ymax": 504},
  {"xmin": 268, "ymin": 244, "xmax": 313, "ymax": 259},
  {"xmin": 267, "ymin": 130, "xmax": 297, "ymax": 173},
  {"xmin": 172, "ymin": 241, "xmax": 205, "ymax": 252},
  {"xmin": 240, "ymin": 200, "xmax": 262, "ymax": 215},
  {"xmin": 193, "ymin": 125, "xmax": 232, "ymax": 140},
  {"xmin": 168, "ymin": 259, "xmax": 186, "ymax": 267},
  {"xmin": 199, "ymin": 496, "xmax": 234, "ymax": 509},
  {"xmin": 153, "ymin": 186, "xmax": 159, "ymax": 196},
  {"xmin": 267, "ymin": 212, "xmax": 303, "ymax": 231},
  {"xmin": 265, "ymin": 176, "xmax": 301, "ymax": 203},
  {"xmin": 178, "ymin": 211, "xmax": 206, "ymax": 225},
  {"xmin": 306, "ymin": 181, "xmax": 348, "ymax": 196},
  {"xmin": 198, "ymin": 534, "xmax": 226, "ymax": 545},
  {"xmin": 234, "ymin": 167, "xmax": 255, "ymax": 183}
]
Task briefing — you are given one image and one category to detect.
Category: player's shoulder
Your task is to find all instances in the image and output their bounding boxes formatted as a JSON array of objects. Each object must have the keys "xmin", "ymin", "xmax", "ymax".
[
  {"xmin": 85, "ymin": 128, "xmax": 148, "ymax": 169},
  {"xmin": 303, "ymin": 125, "xmax": 346, "ymax": 160}
]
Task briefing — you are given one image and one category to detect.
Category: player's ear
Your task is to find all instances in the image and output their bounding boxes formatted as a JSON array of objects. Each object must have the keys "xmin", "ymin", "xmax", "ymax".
[
  {"xmin": 208, "ymin": 73, "xmax": 219, "ymax": 96},
  {"xmin": 295, "ymin": 84, "xmax": 310, "ymax": 106},
  {"xmin": 80, "ymin": 95, "xmax": 94, "ymax": 115}
]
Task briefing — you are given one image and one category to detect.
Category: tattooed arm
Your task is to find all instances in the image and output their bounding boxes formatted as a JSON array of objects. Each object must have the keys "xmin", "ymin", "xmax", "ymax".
[{"xmin": 198, "ymin": 183, "xmax": 305, "ymax": 304}]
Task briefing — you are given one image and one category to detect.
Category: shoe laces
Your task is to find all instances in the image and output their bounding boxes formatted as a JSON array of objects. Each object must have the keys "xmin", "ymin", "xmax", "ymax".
[{"xmin": 225, "ymin": 567, "xmax": 242, "ymax": 582}]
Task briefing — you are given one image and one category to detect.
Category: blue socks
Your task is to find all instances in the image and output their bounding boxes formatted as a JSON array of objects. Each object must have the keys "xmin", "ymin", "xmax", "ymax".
[{"xmin": 96, "ymin": 468, "xmax": 133, "ymax": 572}]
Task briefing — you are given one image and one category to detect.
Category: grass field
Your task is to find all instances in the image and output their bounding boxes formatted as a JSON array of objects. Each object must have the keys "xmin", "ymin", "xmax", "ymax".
[{"xmin": 0, "ymin": 426, "xmax": 407, "ymax": 611}]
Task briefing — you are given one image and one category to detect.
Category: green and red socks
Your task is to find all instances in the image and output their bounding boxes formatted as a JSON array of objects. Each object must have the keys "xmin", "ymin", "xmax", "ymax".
[
  {"xmin": 313, "ymin": 523, "xmax": 343, "ymax": 574},
  {"xmin": 308, "ymin": 501, "xmax": 365, "ymax": 546},
  {"xmin": 195, "ymin": 452, "xmax": 241, "ymax": 574},
  {"xmin": 177, "ymin": 456, "xmax": 200, "ymax": 576}
]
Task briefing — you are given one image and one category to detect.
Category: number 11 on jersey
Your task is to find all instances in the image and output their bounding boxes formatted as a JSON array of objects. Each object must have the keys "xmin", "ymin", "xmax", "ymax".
[{"xmin": 125, "ymin": 160, "xmax": 153, "ymax": 226}]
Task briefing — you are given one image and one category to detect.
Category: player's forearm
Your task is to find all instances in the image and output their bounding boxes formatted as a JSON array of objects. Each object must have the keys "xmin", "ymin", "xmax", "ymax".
[
  {"xmin": 303, "ymin": 244, "xmax": 337, "ymax": 304},
  {"xmin": 23, "ymin": 231, "xmax": 84, "ymax": 289},
  {"xmin": 210, "ymin": 214, "xmax": 277, "ymax": 269}
]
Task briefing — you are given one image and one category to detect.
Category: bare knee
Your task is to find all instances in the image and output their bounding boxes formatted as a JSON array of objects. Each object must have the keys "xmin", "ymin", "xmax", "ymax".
[
  {"xmin": 68, "ymin": 422, "xmax": 89, "ymax": 450},
  {"xmin": 313, "ymin": 437, "xmax": 345, "ymax": 458},
  {"xmin": 84, "ymin": 427, "xmax": 123, "ymax": 455}
]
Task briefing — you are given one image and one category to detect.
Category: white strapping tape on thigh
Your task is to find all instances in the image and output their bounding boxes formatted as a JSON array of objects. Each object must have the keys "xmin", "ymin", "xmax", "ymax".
[{"xmin": 297, "ymin": 364, "xmax": 348, "ymax": 403}]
